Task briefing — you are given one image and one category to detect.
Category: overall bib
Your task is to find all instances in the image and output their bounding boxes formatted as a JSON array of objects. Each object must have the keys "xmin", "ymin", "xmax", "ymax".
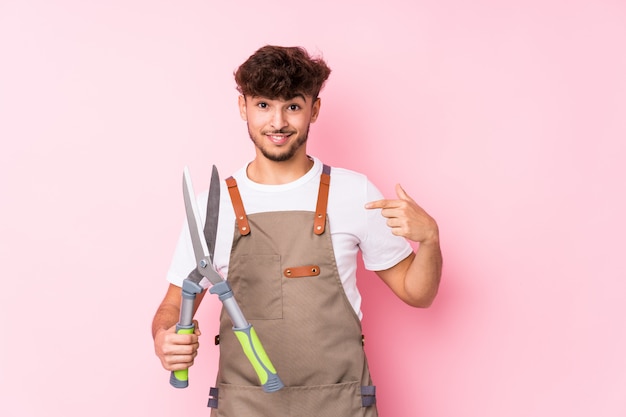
[{"xmin": 208, "ymin": 166, "xmax": 378, "ymax": 417}]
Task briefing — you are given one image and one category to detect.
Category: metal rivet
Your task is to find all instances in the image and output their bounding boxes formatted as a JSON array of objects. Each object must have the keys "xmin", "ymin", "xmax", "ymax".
[
  {"xmin": 317, "ymin": 214, "xmax": 322, "ymax": 218},
  {"xmin": 199, "ymin": 260, "xmax": 208, "ymax": 268},
  {"xmin": 239, "ymin": 216, "xmax": 244, "ymax": 220},
  {"xmin": 316, "ymin": 225, "xmax": 322, "ymax": 230},
  {"xmin": 286, "ymin": 270, "xmax": 291, "ymax": 275},
  {"xmin": 242, "ymin": 226, "xmax": 247, "ymax": 231},
  {"xmin": 312, "ymin": 268, "xmax": 317, "ymax": 273}
]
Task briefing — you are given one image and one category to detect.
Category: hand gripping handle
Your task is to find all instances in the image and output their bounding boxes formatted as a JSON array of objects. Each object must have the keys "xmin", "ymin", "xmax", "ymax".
[
  {"xmin": 169, "ymin": 323, "xmax": 194, "ymax": 388},
  {"xmin": 169, "ymin": 278, "xmax": 202, "ymax": 388}
]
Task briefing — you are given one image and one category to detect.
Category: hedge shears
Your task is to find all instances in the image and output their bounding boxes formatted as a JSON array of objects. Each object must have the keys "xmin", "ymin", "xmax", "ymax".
[{"xmin": 170, "ymin": 165, "xmax": 284, "ymax": 393}]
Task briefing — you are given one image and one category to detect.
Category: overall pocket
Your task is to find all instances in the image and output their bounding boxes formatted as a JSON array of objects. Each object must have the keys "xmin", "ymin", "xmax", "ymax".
[
  {"xmin": 213, "ymin": 380, "xmax": 373, "ymax": 417},
  {"xmin": 232, "ymin": 254, "xmax": 283, "ymax": 320}
]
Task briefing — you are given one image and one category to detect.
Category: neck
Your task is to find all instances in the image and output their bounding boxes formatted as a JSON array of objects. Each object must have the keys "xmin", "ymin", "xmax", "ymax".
[{"xmin": 247, "ymin": 154, "xmax": 314, "ymax": 185}]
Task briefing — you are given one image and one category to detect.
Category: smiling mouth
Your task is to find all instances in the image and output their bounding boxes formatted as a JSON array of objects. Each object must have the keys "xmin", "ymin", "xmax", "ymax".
[{"xmin": 265, "ymin": 131, "xmax": 294, "ymax": 144}]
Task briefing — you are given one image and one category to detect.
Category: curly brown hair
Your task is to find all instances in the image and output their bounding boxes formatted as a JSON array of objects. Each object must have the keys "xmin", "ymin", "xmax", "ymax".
[{"xmin": 234, "ymin": 45, "xmax": 331, "ymax": 100}]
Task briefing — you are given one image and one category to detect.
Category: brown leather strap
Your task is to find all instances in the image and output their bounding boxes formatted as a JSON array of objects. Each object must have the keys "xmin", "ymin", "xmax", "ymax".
[
  {"xmin": 314, "ymin": 164, "xmax": 331, "ymax": 235},
  {"xmin": 225, "ymin": 177, "xmax": 250, "ymax": 235},
  {"xmin": 283, "ymin": 265, "xmax": 321, "ymax": 278}
]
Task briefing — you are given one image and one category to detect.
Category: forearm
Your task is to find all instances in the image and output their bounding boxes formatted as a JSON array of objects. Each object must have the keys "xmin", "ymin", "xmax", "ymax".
[
  {"xmin": 367, "ymin": 182, "xmax": 443, "ymax": 307},
  {"xmin": 151, "ymin": 303, "xmax": 180, "ymax": 340},
  {"xmin": 404, "ymin": 238, "xmax": 442, "ymax": 307},
  {"xmin": 152, "ymin": 283, "xmax": 206, "ymax": 339}
]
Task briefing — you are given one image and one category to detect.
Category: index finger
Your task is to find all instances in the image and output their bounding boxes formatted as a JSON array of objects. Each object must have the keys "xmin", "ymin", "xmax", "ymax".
[{"xmin": 365, "ymin": 199, "xmax": 398, "ymax": 210}]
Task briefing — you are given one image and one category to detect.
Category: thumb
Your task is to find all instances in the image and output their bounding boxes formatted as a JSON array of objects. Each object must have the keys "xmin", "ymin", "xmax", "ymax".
[
  {"xmin": 193, "ymin": 319, "xmax": 202, "ymax": 336},
  {"xmin": 395, "ymin": 183, "xmax": 412, "ymax": 201}
]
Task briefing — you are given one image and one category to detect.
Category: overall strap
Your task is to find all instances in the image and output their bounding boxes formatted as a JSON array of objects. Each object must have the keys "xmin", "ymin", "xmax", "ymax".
[
  {"xmin": 225, "ymin": 177, "xmax": 250, "ymax": 236},
  {"xmin": 227, "ymin": 164, "xmax": 331, "ymax": 236},
  {"xmin": 314, "ymin": 164, "xmax": 331, "ymax": 235}
]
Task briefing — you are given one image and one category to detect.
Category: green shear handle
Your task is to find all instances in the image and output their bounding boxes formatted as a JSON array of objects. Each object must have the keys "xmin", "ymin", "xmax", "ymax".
[
  {"xmin": 169, "ymin": 278, "xmax": 202, "ymax": 389},
  {"xmin": 169, "ymin": 324, "xmax": 195, "ymax": 388},
  {"xmin": 211, "ymin": 281, "xmax": 284, "ymax": 393}
]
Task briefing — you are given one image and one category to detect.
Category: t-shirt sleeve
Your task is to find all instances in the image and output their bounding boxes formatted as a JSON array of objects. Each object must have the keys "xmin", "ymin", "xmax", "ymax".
[
  {"xmin": 165, "ymin": 222, "xmax": 197, "ymax": 287},
  {"xmin": 360, "ymin": 180, "xmax": 413, "ymax": 271},
  {"xmin": 165, "ymin": 191, "xmax": 209, "ymax": 287}
]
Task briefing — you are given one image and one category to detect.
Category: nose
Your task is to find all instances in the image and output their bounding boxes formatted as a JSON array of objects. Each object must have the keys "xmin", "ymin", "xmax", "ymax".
[{"xmin": 270, "ymin": 109, "xmax": 288, "ymax": 130}]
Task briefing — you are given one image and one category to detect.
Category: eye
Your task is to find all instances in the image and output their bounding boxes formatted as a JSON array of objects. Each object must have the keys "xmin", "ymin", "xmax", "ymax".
[
  {"xmin": 257, "ymin": 102, "xmax": 268, "ymax": 109},
  {"xmin": 288, "ymin": 104, "xmax": 300, "ymax": 111}
]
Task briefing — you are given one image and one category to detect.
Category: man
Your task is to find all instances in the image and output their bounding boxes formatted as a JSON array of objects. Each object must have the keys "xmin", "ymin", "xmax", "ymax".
[{"xmin": 152, "ymin": 45, "xmax": 442, "ymax": 416}]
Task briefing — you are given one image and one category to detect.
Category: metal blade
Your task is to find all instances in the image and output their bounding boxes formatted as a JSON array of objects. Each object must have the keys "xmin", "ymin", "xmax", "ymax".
[
  {"xmin": 183, "ymin": 166, "xmax": 224, "ymax": 287},
  {"xmin": 204, "ymin": 165, "xmax": 220, "ymax": 263},
  {"xmin": 183, "ymin": 166, "xmax": 210, "ymax": 264}
]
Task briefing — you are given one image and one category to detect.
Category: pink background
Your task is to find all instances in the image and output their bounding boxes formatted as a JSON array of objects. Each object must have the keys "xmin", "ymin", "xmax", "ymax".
[{"xmin": 1, "ymin": 1, "xmax": 625, "ymax": 416}]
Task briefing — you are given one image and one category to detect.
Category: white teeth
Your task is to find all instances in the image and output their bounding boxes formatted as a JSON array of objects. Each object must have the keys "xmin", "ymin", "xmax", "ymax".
[{"xmin": 268, "ymin": 134, "xmax": 289, "ymax": 143}]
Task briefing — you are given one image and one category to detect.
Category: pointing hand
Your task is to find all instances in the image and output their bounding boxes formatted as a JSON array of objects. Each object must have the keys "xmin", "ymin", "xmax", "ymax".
[{"xmin": 365, "ymin": 184, "xmax": 439, "ymax": 244}]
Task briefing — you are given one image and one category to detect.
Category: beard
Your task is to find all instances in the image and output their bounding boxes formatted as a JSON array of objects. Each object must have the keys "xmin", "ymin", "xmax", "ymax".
[{"xmin": 248, "ymin": 125, "xmax": 310, "ymax": 162}]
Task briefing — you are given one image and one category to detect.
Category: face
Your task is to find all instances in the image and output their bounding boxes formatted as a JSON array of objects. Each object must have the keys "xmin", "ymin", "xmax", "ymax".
[{"xmin": 238, "ymin": 94, "xmax": 321, "ymax": 162}]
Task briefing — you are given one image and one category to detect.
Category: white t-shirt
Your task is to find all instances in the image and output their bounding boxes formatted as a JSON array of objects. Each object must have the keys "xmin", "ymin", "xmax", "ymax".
[{"xmin": 166, "ymin": 157, "xmax": 412, "ymax": 319}]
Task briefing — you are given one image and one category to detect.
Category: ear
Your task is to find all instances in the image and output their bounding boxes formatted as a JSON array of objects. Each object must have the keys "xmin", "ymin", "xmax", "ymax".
[
  {"xmin": 310, "ymin": 98, "xmax": 321, "ymax": 123},
  {"xmin": 238, "ymin": 95, "xmax": 247, "ymax": 121}
]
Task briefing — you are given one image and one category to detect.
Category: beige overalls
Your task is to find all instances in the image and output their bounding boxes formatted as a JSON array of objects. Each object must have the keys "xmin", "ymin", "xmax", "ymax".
[{"xmin": 209, "ymin": 165, "xmax": 378, "ymax": 417}]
